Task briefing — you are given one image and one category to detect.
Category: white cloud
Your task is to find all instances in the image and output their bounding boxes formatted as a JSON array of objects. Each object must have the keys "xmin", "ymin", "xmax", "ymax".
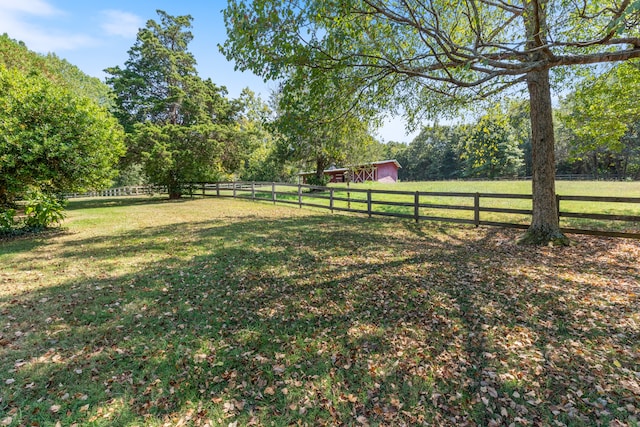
[
  {"xmin": 0, "ymin": 0, "xmax": 61, "ymax": 16},
  {"xmin": 101, "ymin": 10, "xmax": 142, "ymax": 38},
  {"xmin": 0, "ymin": 0, "xmax": 96, "ymax": 52}
]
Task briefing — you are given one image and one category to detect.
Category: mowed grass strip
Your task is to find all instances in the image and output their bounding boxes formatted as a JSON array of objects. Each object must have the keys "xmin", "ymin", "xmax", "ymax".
[{"xmin": 1, "ymin": 197, "xmax": 639, "ymax": 426}]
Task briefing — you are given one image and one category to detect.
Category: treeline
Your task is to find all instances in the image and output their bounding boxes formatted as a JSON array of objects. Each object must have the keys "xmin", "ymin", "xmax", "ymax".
[{"xmin": 384, "ymin": 89, "xmax": 640, "ymax": 182}]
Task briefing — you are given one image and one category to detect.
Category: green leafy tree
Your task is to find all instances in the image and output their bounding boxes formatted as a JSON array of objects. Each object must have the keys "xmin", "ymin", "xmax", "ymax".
[
  {"xmin": 0, "ymin": 34, "xmax": 113, "ymax": 107},
  {"xmin": 273, "ymin": 72, "xmax": 376, "ymax": 183},
  {"xmin": 236, "ymin": 89, "xmax": 294, "ymax": 182},
  {"xmin": 107, "ymin": 11, "xmax": 241, "ymax": 197},
  {"xmin": 222, "ymin": 0, "xmax": 640, "ymax": 244},
  {"xmin": 503, "ymin": 99, "xmax": 532, "ymax": 177},
  {"xmin": 384, "ymin": 141, "xmax": 409, "ymax": 179},
  {"xmin": 558, "ymin": 61, "xmax": 640, "ymax": 178},
  {"xmin": 463, "ymin": 115, "xmax": 524, "ymax": 179},
  {"xmin": 400, "ymin": 125, "xmax": 464, "ymax": 181},
  {"xmin": 0, "ymin": 66, "xmax": 125, "ymax": 207}
]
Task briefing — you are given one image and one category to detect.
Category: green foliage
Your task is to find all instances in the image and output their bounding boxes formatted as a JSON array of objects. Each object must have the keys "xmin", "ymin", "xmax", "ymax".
[
  {"xmin": 0, "ymin": 208, "xmax": 16, "ymax": 233},
  {"xmin": 557, "ymin": 61, "xmax": 640, "ymax": 178},
  {"xmin": 305, "ymin": 173, "xmax": 330, "ymax": 187},
  {"xmin": 0, "ymin": 65, "xmax": 125, "ymax": 206},
  {"xmin": 113, "ymin": 163, "xmax": 146, "ymax": 187},
  {"xmin": 0, "ymin": 192, "xmax": 65, "ymax": 236},
  {"xmin": 392, "ymin": 102, "xmax": 530, "ymax": 181},
  {"xmin": 107, "ymin": 11, "xmax": 244, "ymax": 198},
  {"xmin": 462, "ymin": 110, "xmax": 524, "ymax": 179},
  {"xmin": 23, "ymin": 191, "xmax": 66, "ymax": 230},
  {"xmin": 396, "ymin": 125, "xmax": 464, "ymax": 181},
  {"xmin": 134, "ymin": 123, "xmax": 228, "ymax": 197},
  {"xmin": 273, "ymin": 69, "xmax": 378, "ymax": 178},
  {"xmin": 0, "ymin": 34, "xmax": 114, "ymax": 107},
  {"xmin": 222, "ymin": 1, "xmax": 640, "ymax": 125},
  {"xmin": 236, "ymin": 89, "xmax": 295, "ymax": 182}
]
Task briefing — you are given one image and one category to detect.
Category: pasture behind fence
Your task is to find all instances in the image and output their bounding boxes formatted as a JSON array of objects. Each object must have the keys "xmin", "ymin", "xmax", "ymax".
[
  {"xmin": 202, "ymin": 181, "xmax": 640, "ymax": 239},
  {"xmin": 73, "ymin": 182, "xmax": 640, "ymax": 239}
]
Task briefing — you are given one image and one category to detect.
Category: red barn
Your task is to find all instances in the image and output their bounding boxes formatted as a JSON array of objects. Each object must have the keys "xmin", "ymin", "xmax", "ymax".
[{"xmin": 299, "ymin": 160, "xmax": 401, "ymax": 184}]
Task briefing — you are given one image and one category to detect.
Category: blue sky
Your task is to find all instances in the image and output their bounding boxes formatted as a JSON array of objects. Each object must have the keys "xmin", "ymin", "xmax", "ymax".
[{"xmin": 0, "ymin": 0, "xmax": 417, "ymax": 142}]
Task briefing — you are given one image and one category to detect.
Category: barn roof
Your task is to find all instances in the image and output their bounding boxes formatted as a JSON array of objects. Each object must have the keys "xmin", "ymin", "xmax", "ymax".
[{"xmin": 298, "ymin": 159, "xmax": 401, "ymax": 176}]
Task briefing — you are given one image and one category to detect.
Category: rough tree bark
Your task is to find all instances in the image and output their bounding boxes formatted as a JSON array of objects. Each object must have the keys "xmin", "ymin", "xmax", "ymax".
[{"xmin": 519, "ymin": 68, "xmax": 570, "ymax": 244}]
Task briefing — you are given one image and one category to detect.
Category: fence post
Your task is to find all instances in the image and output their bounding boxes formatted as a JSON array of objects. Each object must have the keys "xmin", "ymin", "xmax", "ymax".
[
  {"xmin": 233, "ymin": 182, "xmax": 237, "ymax": 198},
  {"xmin": 298, "ymin": 183, "xmax": 302, "ymax": 208},
  {"xmin": 216, "ymin": 182, "xmax": 220, "ymax": 197},
  {"xmin": 252, "ymin": 182, "xmax": 255, "ymax": 200},
  {"xmin": 556, "ymin": 194, "xmax": 561, "ymax": 223},
  {"xmin": 414, "ymin": 191, "xmax": 420, "ymax": 223},
  {"xmin": 367, "ymin": 189, "xmax": 372, "ymax": 218},
  {"xmin": 474, "ymin": 193, "xmax": 480, "ymax": 227},
  {"xmin": 272, "ymin": 182, "xmax": 276, "ymax": 205},
  {"xmin": 202, "ymin": 183, "xmax": 205, "ymax": 197},
  {"xmin": 330, "ymin": 188, "xmax": 334, "ymax": 213}
]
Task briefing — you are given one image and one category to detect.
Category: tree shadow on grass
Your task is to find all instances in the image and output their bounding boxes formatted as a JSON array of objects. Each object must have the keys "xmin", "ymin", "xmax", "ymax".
[
  {"xmin": 65, "ymin": 196, "xmax": 188, "ymax": 211},
  {"xmin": 1, "ymin": 210, "xmax": 638, "ymax": 426}
]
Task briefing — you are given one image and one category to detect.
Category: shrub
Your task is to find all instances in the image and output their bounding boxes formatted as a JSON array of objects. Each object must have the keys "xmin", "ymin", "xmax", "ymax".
[
  {"xmin": 23, "ymin": 192, "xmax": 66, "ymax": 230},
  {"xmin": 0, "ymin": 208, "xmax": 16, "ymax": 234},
  {"xmin": 306, "ymin": 174, "xmax": 330, "ymax": 187}
]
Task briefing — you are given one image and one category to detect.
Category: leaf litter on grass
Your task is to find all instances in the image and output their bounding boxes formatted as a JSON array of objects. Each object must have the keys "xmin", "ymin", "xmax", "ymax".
[{"xmin": 0, "ymin": 197, "xmax": 638, "ymax": 426}]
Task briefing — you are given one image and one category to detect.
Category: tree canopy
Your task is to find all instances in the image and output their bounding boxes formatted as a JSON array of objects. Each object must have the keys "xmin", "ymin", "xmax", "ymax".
[
  {"xmin": 222, "ymin": 0, "xmax": 640, "ymax": 244},
  {"xmin": 0, "ymin": 34, "xmax": 114, "ymax": 107},
  {"xmin": 0, "ymin": 66, "xmax": 124, "ymax": 206},
  {"xmin": 0, "ymin": 36, "xmax": 125, "ymax": 208},
  {"xmin": 272, "ymin": 70, "xmax": 378, "ymax": 185},
  {"xmin": 555, "ymin": 60, "xmax": 640, "ymax": 179},
  {"xmin": 107, "ymin": 11, "xmax": 244, "ymax": 198}
]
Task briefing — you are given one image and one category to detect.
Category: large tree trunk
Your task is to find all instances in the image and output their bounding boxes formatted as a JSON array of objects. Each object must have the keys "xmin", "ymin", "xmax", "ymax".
[
  {"xmin": 167, "ymin": 173, "xmax": 182, "ymax": 199},
  {"xmin": 519, "ymin": 68, "xmax": 569, "ymax": 245}
]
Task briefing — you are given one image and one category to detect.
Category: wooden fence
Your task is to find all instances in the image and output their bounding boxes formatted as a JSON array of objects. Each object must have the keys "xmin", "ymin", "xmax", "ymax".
[
  {"xmin": 194, "ymin": 182, "xmax": 640, "ymax": 239},
  {"xmin": 71, "ymin": 182, "xmax": 640, "ymax": 239},
  {"xmin": 66, "ymin": 186, "xmax": 164, "ymax": 198}
]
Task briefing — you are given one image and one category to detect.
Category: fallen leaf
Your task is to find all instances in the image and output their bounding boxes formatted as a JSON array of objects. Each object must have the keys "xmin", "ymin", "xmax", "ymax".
[{"xmin": 356, "ymin": 415, "xmax": 369, "ymax": 426}]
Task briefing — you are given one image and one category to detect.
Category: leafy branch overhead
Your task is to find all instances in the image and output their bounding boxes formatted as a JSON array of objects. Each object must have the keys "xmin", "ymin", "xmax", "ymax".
[{"xmin": 223, "ymin": 0, "xmax": 640, "ymax": 99}]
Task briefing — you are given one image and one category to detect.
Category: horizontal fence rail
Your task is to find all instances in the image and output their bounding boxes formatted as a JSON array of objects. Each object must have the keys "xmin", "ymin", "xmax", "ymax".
[
  {"xmin": 75, "ymin": 182, "xmax": 640, "ymax": 239},
  {"xmin": 66, "ymin": 186, "xmax": 166, "ymax": 198}
]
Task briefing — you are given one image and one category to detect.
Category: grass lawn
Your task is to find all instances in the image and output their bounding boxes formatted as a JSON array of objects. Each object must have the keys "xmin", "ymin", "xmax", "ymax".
[{"xmin": 1, "ymin": 196, "xmax": 639, "ymax": 426}]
